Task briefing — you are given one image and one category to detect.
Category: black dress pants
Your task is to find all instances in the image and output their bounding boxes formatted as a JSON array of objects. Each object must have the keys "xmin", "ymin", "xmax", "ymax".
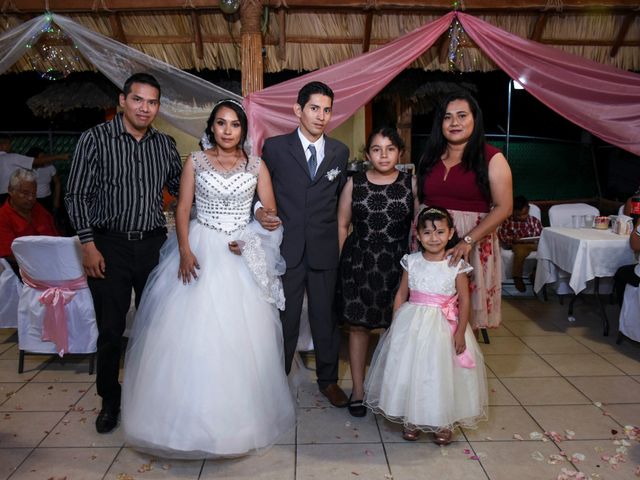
[
  {"xmin": 281, "ymin": 256, "xmax": 340, "ymax": 388},
  {"xmin": 88, "ymin": 232, "xmax": 166, "ymax": 410}
]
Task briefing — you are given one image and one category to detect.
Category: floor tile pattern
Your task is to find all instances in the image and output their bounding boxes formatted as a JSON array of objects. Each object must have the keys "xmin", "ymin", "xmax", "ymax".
[{"xmin": 1, "ymin": 294, "xmax": 639, "ymax": 479}]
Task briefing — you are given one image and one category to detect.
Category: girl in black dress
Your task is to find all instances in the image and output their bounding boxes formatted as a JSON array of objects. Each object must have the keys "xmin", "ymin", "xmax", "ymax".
[{"xmin": 337, "ymin": 127, "xmax": 419, "ymax": 417}]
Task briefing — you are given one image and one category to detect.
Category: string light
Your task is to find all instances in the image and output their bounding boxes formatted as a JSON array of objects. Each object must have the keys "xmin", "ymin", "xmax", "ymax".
[
  {"xmin": 25, "ymin": 15, "xmax": 81, "ymax": 81},
  {"xmin": 446, "ymin": 18, "xmax": 476, "ymax": 72}
]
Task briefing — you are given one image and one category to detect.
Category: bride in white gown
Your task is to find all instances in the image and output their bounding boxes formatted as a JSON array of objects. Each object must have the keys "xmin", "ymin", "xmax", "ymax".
[{"xmin": 121, "ymin": 99, "xmax": 296, "ymax": 459}]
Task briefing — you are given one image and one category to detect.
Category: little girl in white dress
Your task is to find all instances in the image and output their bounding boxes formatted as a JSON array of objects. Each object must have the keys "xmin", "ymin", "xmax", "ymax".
[
  {"xmin": 364, "ymin": 206, "xmax": 488, "ymax": 443},
  {"xmin": 121, "ymin": 100, "xmax": 295, "ymax": 459}
]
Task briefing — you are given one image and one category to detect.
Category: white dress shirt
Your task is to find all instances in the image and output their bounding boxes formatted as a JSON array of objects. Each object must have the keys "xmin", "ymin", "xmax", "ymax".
[{"xmin": 297, "ymin": 128, "xmax": 326, "ymax": 172}]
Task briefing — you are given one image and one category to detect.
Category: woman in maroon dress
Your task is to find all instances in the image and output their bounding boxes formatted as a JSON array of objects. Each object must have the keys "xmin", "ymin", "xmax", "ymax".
[{"xmin": 417, "ymin": 92, "xmax": 512, "ymax": 330}]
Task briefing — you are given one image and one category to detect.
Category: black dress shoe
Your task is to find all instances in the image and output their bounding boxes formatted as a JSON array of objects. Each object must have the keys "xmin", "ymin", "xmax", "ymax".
[
  {"xmin": 95, "ymin": 408, "xmax": 120, "ymax": 434},
  {"xmin": 319, "ymin": 384, "xmax": 349, "ymax": 407},
  {"xmin": 347, "ymin": 396, "xmax": 367, "ymax": 418}
]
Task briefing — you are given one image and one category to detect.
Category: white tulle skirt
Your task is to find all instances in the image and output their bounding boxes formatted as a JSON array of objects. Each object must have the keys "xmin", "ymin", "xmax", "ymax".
[
  {"xmin": 364, "ymin": 303, "xmax": 488, "ymax": 432},
  {"xmin": 121, "ymin": 221, "xmax": 295, "ymax": 459}
]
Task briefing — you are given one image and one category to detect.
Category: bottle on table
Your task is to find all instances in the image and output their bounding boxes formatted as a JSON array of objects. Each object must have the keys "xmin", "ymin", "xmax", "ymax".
[{"xmin": 630, "ymin": 187, "xmax": 640, "ymax": 224}]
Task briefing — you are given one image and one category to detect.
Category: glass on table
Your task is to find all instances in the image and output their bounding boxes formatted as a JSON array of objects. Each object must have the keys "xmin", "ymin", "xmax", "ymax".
[
  {"xmin": 583, "ymin": 214, "xmax": 595, "ymax": 228},
  {"xmin": 571, "ymin": 214, "xmax": 583, "ymax": 228}
]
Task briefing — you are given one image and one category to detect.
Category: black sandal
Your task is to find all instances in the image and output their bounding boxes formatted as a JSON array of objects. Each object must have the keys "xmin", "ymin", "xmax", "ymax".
[{"xmin": 347, "ymin": 396, "xmax": 367, "ymax": 418}]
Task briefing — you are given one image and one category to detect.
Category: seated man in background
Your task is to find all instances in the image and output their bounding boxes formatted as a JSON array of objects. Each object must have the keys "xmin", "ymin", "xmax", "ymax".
[
  {"xmin": 0, "ymin": 168, "xmax": 58, "ymax": 275},
  {"xmin": 498, "ymin": 195, "xmax": 543, "ymax": 292}
]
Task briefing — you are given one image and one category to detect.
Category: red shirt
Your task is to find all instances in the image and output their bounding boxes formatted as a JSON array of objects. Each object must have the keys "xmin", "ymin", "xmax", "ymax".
[
  {"xmin": 498, "ymin": 215, "xmax": 543, "ymax": 247},
  {"xmin": 0, "ymin": 200, "xmax": 58, "ymax": 257},
  {"xmin": 422, "ymin": 143, "xmax": 502, "ymax": 213}
]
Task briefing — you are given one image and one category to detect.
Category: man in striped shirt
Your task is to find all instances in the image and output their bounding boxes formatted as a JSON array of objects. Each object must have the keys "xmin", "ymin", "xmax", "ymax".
[{"xmin": 65, "ymin": 73, "xmax": 182, "ymax": 434}]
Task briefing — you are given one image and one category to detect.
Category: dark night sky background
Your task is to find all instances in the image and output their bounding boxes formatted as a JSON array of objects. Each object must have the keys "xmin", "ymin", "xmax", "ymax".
[
  {"xmin": 1, "ymin": 68, "xmax": 638, "ymax": 200},
  {"xmin": 0, "ymin": 68, "xmax": 582, "ymax": 138}
]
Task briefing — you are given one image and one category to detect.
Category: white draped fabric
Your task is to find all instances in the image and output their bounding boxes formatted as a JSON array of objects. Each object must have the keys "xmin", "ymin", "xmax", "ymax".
[{"xmin": 0, "ymin": 14, "xmax": 241, "ymax": 140}]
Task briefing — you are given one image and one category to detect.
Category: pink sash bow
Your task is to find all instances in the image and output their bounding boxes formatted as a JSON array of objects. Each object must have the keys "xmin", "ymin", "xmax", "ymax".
[
  {"xmin": 408, "ymin": 290, "xmax": 476, "ymax": 368},
  {"xmin": 20, "ymin": 270, "xmax": 88, "ymax": 357}
]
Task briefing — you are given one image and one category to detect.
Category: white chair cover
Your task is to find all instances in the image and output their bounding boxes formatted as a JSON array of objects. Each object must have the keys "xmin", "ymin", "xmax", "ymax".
[
  {"xmin": 500, "ymin": 203, "xmax": 542, "ymax": 283},
  {"xmin": 619, "ymin": 283, "xmax": 640, "ymax": 342},
  {"xmin": 0, "ymin": 258, "xmax": 20, "ymax": 328},
  {"xmin": 548, "ymin": 203, "xmax": 600, "ymax": 228},
  {"xmin": 11, "ymin": 236, "xmax": 97, "ymax": 354}
]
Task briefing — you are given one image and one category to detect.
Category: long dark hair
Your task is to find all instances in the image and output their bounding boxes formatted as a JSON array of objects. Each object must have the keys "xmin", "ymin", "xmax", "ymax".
[
  {"xmin": 202, "ymin": 99, "xmax": 248, "ymax": 160},
  {"xmin": 416, "ymin": 206, "xmax": 459, "ymax": 250},
  {"xmin": 417, "ymin": 91, "xmax": 489, "ymax": 201}
]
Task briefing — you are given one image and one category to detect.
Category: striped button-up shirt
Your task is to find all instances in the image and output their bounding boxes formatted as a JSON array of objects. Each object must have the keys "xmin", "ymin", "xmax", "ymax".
[{"xmin": 65, "ymin": 113, "xmax": 182, "ymax": 244}]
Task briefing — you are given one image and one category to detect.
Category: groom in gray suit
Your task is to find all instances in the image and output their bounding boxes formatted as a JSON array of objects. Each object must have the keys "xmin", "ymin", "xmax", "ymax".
[{"xmin": 258, "ymin": 82, "xmax": 350, "ymax": 407}]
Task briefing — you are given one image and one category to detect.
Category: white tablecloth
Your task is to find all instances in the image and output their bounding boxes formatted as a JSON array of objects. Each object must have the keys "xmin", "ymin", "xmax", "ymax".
[{"xmin": 534, "ymin": 227, "xmax": 635, "ymax": 294}]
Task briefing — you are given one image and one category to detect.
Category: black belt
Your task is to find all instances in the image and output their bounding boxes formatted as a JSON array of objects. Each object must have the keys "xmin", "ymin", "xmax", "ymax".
[{"xmin": 94, "ymin": 227, "xmax": 167, "ymax": 241}]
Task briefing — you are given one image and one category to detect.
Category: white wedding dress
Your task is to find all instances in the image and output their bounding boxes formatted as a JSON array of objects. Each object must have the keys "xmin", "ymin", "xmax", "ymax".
[{"xmin": 121, "ymin": 152, "xmax": 295, "ymax": 459}]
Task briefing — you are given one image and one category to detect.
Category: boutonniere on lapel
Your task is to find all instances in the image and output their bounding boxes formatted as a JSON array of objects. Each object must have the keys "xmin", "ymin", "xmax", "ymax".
[{"xmin": 325, "ymin": 168, "xmax": 341, "ymax": 182}]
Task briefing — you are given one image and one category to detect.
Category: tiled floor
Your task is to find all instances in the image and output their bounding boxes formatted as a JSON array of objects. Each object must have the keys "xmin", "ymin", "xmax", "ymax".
[{"xmin": 1, "ymin": 292, "xmax": 639, "ymax": 479}]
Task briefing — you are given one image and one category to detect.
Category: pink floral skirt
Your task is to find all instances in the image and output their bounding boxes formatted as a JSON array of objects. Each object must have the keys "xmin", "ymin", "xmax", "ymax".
[{"xmin": 449, "ymin": 208, "xmax": 501, "ymax": 329}]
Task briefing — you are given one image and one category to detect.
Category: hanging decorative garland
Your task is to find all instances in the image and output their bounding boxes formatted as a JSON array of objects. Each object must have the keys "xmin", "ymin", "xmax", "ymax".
[
  {"xmin": 25, "ymin": 13, "xmax": 81, "ymax": 81},
  {"xmin": 447, "ymin": 18, "xmax": 464, "ymax": 72},
  {"xmin": 446, "ymin": 0, "xmax": 477, "ymax": 72}
]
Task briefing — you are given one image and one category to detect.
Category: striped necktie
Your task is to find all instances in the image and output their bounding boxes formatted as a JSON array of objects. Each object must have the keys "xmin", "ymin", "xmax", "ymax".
[{"xmin": 307, "ymin": 144, "xmax": 317, "ymax": 179}]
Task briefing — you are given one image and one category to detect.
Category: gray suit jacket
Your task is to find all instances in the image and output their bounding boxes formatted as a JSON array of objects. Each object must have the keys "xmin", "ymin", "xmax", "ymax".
[{"xmin": 262, "ymin": 130, "xmax": 349, "ymax": 270}]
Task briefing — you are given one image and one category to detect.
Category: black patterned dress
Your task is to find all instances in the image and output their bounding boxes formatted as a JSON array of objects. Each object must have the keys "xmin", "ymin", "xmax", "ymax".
[{"xmin": 338, "ymin": 171, "xmax": 413, "ymax": 329}]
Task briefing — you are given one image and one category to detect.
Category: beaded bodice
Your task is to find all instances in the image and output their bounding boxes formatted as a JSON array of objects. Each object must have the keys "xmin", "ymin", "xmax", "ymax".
[{"xmin": 191, "ymin": 151, "xmax": 260, "ymax": 235}]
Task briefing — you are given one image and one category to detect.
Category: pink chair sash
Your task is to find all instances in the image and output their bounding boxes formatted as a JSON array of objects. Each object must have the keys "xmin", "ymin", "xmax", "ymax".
[
  {"xmin": 408, "ymin": 290, "xmax": 476, "ymax": 368},
  {"xmin": 20, "ymin": 270, "xmax": 88, "ymax": 357}
]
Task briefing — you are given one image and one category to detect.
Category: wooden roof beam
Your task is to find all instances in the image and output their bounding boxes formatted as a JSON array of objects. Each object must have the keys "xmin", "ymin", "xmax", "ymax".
[
  {"xmin": 108, "ymin": 13, "xmax": 126, "ymax": 44},
  {"xmin": 8, "ymin": 0, "xmax": 638, "ymax": 13},
  {"xmin": 277, "ymin": 1, "xmax": 639, "ymax": 12},
  {"xmin": 610, "ymin": 12, "xmax": 635, "ymax": 57},
  {"xmin": 362, "ymin": 10, "xmax": 373, "ymax": 53},
  {"xmin": 530, "ymin": 13, "xmax": 547, "ymax": 42},
  {"xmin": 277, "ymin": 8, "xmax": 286, "ymax": 61},
  {"xmin": 191, "ymin": 10, "xmax": 204, "ymax": 60},
  {"xmin": 265, "ymin": 0, "xmax": 640, "ymax": 12},
  {"xmin": 118, "ymin": 33, "xmax": 639, "ymax": 48},
  {"xmin": 437, "ymin": 36, "xmax": 449, "ymax": 64}
]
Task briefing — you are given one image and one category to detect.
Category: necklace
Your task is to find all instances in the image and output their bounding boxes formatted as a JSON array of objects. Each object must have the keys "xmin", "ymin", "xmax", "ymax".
[{"xmin": 212, "ymin": 151, "xmax": 241, "ymax": 173}]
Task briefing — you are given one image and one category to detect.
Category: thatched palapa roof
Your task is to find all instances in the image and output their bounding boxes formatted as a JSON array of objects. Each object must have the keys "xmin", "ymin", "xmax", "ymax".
[{"xmin": 1, "ymin": 1, "xmax": 639, "ymax": 75}]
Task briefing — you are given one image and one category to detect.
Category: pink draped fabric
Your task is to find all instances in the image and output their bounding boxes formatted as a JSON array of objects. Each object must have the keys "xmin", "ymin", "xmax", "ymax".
[
  {"xmin": 458, "ymin": 12, "xmax": 640, "ymax": 156},
  {"xmin": 245, "ymin": 11, "xmax": 639, "ymax": 157},
  {"xmin": 408, "ymin": 290, "xmax": 476, "ymax": 369},
  {"xmin": 244, "ymin": 12, "xmax": 455, "ymax": 155},
  {"xmin": 20, "ymin": 270, "xmax": 88, "ymax": 357}
]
